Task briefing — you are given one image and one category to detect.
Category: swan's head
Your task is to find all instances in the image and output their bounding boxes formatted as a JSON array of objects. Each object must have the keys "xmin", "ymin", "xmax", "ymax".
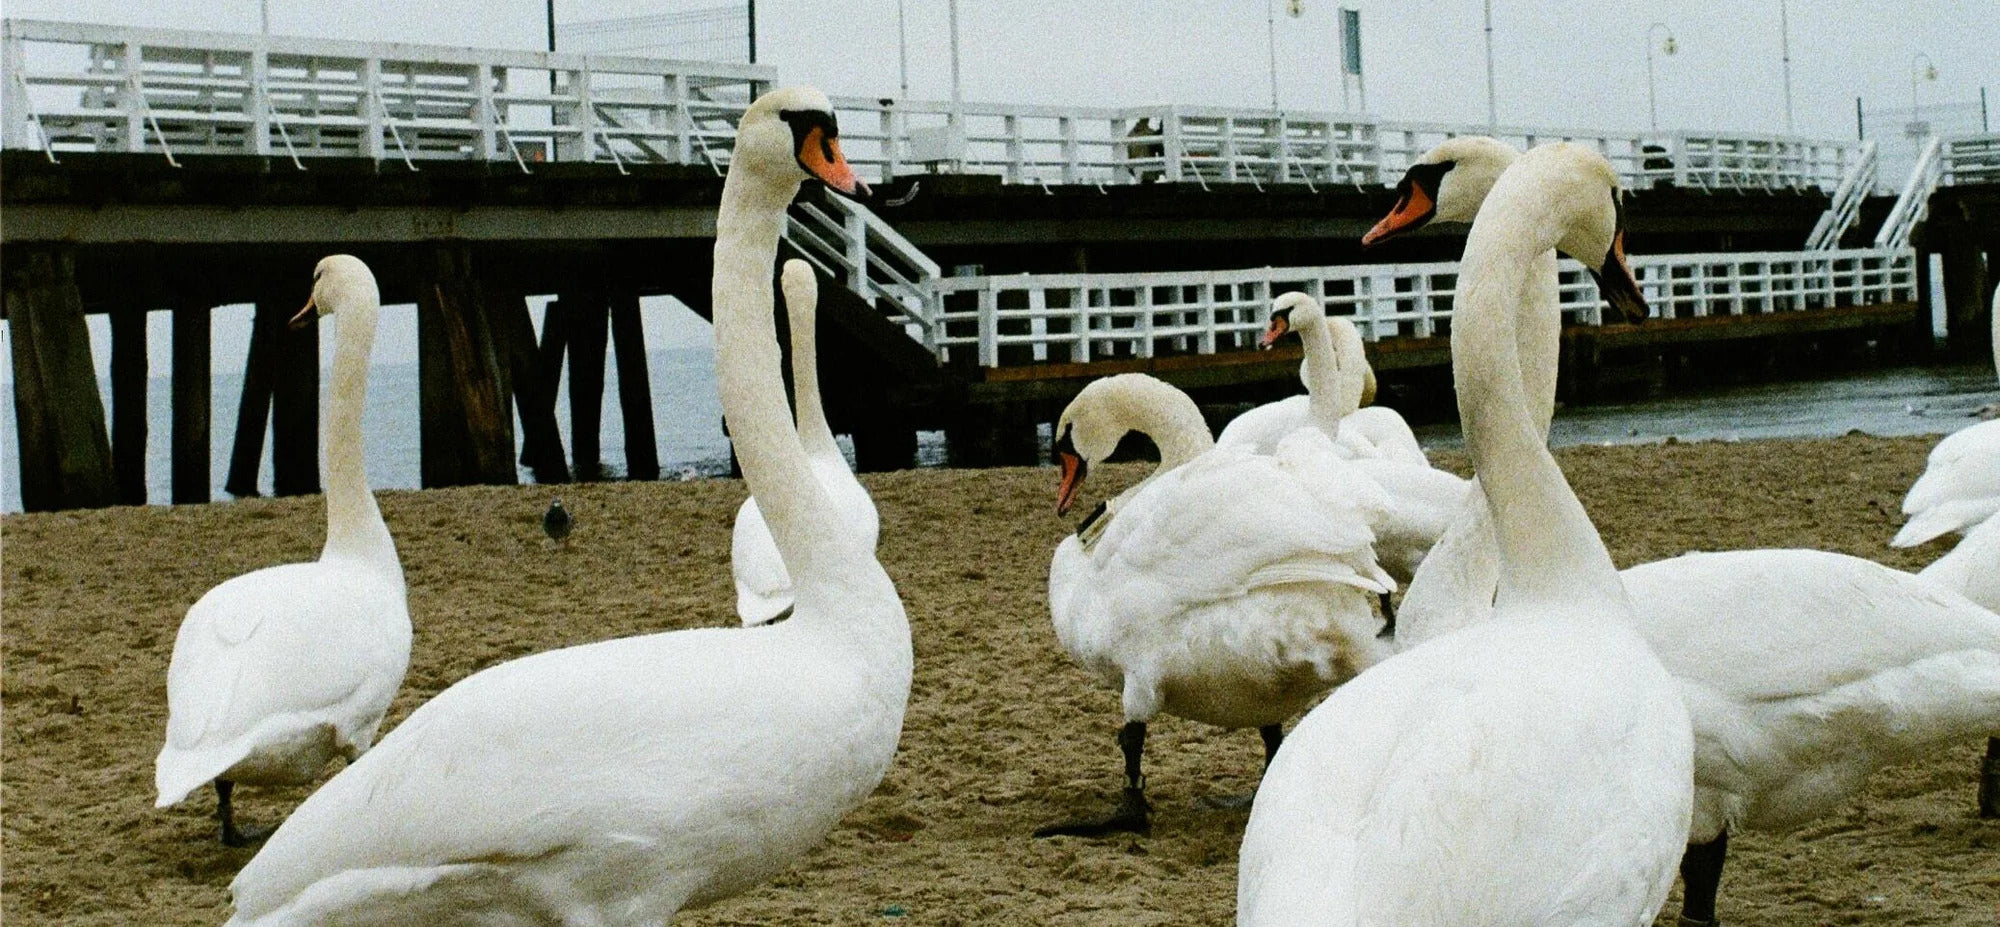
[
  {"xmin": 1052, "ymin": 374, "xmax": 1155, "ymax": 516},
  {"xmin": 1527, "ymin": 143, "xmax": 1649, "ymax": 324},
  {"xmin": 1260, "ymin": 292, "xmax": 1326, "ymax": 349},
  {"xmin": 1363, "ymin": 136, "xmax": 1520, "ymax": 247},
  {"xmin": 290, "ymin": 254, "xmax": 379, "ymax": 329},
  {"xmin": 733, "ymin": 86, "xmax": 869, "ymax": 198}
]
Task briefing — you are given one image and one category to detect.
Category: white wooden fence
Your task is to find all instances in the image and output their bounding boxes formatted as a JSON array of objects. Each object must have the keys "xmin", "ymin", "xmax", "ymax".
[
  {"xmin": 917, "ymin": 248, "xmax": 1915, "ymax": 367},
  {"xmin": 2, "ymin": 18, "xmax": 771, "ymax": 170}
]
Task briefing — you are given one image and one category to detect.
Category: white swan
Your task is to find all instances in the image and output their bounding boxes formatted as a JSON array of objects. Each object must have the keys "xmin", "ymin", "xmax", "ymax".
[
  {"xmin": 1250, "ymin": 294, "xmax": 1467, "ymax": 604},
  {"xmin": 1237, "ymin": 143, "xmax": 1691, "ymax": 926},
  {"xmin": 1893, "ymin": 288, "xmax": 2000, "ymax": 548},
  {"xmin": 225, "ymin": 86, "xmax": 912, "ymax": 926},
  {"xmin": 1040, "ymin": 372, "xmax": 1395, "ymax": 837},
  {"xmin": 155, "ymin": 254, "xmax": 410, "ymax": 848},
  {"xmin": 1216, "ymin": 302, "xmax": 1426, "ymax": 466},
  {"xmin": 1375, "ymin": 136, "xmax": 2000, "ymax": 925},
  {"xmin": 732, "ymin": 258, "xmax": 881, "ymax": 625}
]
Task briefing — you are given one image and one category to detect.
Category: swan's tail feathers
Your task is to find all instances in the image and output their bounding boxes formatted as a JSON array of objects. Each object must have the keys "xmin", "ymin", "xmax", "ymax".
[{"xmin": 155, "ymin": 746, "xmax": 228, "ymax": 808}]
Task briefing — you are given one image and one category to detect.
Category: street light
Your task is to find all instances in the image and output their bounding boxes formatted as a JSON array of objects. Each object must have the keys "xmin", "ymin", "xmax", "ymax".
[
  {"xmin": 1483, "ymin": 0, "xmax": 1497, "ymax": 128},
  {"xmin": 1778, "ymin": 0, "xmax": 1794, "ymax": 133},
  {"xmin": 1645, "ymin": 23, "xmax": 1677, "ymax": 132},
  {"xmin": 1910, "ymin": 52, "xmax": 1938, "ymax": 118}
]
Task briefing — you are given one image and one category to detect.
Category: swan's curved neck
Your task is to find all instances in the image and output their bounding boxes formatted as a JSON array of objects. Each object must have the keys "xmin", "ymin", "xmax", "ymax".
[
  {"xmin": 788, "ymin": 282, "xmax": 841, "ymax": 461},
  {"xmin": 1299, "ymin": 322, "xmax": 1350, "ymax": 437},
  {"xmin": 714, "ymin": 167, "xmax": 880, "ymax": 614},
  {"xmin": 319, "ymin": 300, "xmax": 397, "ymax": 574},
  {"xmin": 1326, "ymin": 320, "xmax": 1369, "ymax": 417},
  {"xmin": 1454, "ymin": 200, "xmax": 1624, "ymax": 613},
  {"xmin": 1123, "ymin": 378, "xmax": 1214, "ymax": 476}
]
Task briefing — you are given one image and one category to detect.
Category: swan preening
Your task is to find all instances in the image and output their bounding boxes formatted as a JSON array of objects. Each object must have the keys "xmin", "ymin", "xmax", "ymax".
[
  {"xmin": 1368, "ymin": 136, "xmax": 2000, "ymax": 926},
  {"xmin": 1237, "ymin": 142, "xmax": 1690, "ymax": 926},
  {"xmin": 1042, "ymin": 372, "xmax": 1395, "ymax": 836},
  {"xmin": 731, "ymin": 258, "xmax": 882, "ymax": 625},
  {"xmin": 155, "ymin": 254, "xmax": 411, "ymax": 848},
  {"xmin": 224, "ymin": 87, "xmax": 911, "ymax": 925}
]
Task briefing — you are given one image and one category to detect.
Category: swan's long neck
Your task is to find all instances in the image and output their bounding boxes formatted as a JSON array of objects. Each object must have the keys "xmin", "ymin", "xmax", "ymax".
[
  {"xmin": 319, "ymin": 299, "xmax": 397, "ymax": 574},
  {"xmin": 1327, "ymin": 320, "xmax": 1369, "ymax": 418},
  {"xmin": 1128, "ymin": 378, "xmax": 1214, "ymax": 475},
  {"xmin": 1299, "ymin": 322, "xmax": 1350, "ymax": 438},
  {"xmin": 1519, "ymin": 251, "xmax": 1562, "ymax": 441},
  {"xmin": 714, "ymin": 167, "xmax": 886, "ymax": 618},
  {"xmin": 788, "ymin": 280, "xmax": 842, "ymax": 461},
  {"xmin": 1454, "ymin": 203, "xmax": 1625, "ymax": 614}
]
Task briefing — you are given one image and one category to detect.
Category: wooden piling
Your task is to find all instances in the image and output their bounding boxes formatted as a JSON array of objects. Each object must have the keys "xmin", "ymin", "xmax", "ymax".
[
  {"xmin": 417, "ymin": 246, "xmax": 517, "ymax": 487},
  {"xmin": 109, "ymin": 308, "xmax": 149, "ymax": 505},
  {"xmin": 852, "ymin": 412, "xmax": 919, "ymax": 472},
  {"xmin": 500, "ymin": 295, "xmax": 570, "ymax": 483},
  {"xmin": 4, "ymin": 248, "xmax": 118, "ymax": 511},
  {"xmin": 608, "ymin": 291, "xmax": 660, "ymax": 481},
  {"xmin": 1940, "ymin": 245, "xmax": 1992, "ymax": 363},
  {"xmin": 171, "ymin": 301, "xmax": 212, "ymax": 505},
  {"xmin": 271, "ymin": 292, "xmax": 320, "ymax": 497},
  {"xmin": 563, "ymin": 292, "xmax": 610, "ymax": 481},
  {"xmin": 225, "ymin": 303, "xmax": 281, "ymax": 497}
]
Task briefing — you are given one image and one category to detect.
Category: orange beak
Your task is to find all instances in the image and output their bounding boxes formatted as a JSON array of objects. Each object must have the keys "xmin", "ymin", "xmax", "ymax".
[
  {"xmin": 1056, "ymin": 449, "xmax": 1087, "ymax": 517},
  {"xmin": 288, "ymin": 296, "xmax": 317, "ymax": 330},
  {"xmin": 799, "ymin": 127, "xmax": 870, "ymax": 198},
  {"xmin": 1259, "ymin": 315, "xmax": 1293, "ymax": 349},
  {"xmin": 1362, "ymin": 180, "xmax": 1435, "ymax": 247},
  {"xmin": 1593, "ymin": 228, "xmax": 1650, "ymax": 324}
]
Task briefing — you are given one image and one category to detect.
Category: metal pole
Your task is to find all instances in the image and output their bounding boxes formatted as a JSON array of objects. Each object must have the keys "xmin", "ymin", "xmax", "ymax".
[
  {"xmin": 948, "ymin": 0, "xmax": 963, "ymax": 124},
  {"xmin": 1266, "ymin": 0, "xmax": 1280, "ymax": 111},
  {"xmin": 545, "ymin": 0, "xmax": 556, "ymax": 94},
  {"xmin": 1778, "ymin": 0, "xmax": 1794, "ymax": 133},
  {"xmin": 1983, "ymin": 86, "xmax": 1990, "ymax": 132},
  {"xmin": 260, "ymin": 0, "xmax": 270, "ymax": 38},
  {"xmin": 1855, "ymin": 95, "xmax": 1865, "ymax": 141},
  {"xmin": 1483, "ymin": 0, "xmax": 1497, "ymax": 128},
  {"xmin": 747, "ymin": 0, "xmax": 757, "ymax": 64},
  {"xmin": 897, "ymin": 0, "xmax": 910, "ymax": 98},
  {"xmin": 1646, "ymin": 23, "xmax": 1674, "ymax": 133}
]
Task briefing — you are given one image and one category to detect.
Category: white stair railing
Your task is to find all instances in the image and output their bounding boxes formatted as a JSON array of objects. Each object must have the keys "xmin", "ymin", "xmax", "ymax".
[
  {"xmin": 1875, "ymin": 136, "xmax": 1944, "ymax": 250},
  {"xmin": 785, "ymin": 195, "xmax": 942, "ymax": 351},
  {"xmin": 1806, "ymin": 139, "xmax": 1877, "ymax": 250}
]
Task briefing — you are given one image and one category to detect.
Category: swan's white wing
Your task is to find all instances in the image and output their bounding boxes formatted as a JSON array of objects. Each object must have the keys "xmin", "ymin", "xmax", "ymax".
[
  {"xmin": 230, "ymin": 628, "xmax": 896, "ymax": 924},
  {"xmin": 729, "ymin": 496, "xmax": 792, "ymax": 625},
  {"xmin": 1920, "ymin": 514, "xmax": 2000, "ymax": 613},
  {"xmin": 1214, "ymin": 395, "xmax": 1310, "ymax": 455},
  {"xmin": 1895, "ymin": 420, "xmax": 2000, "ymax": 547},
  {"xmin": 158, "ymin": 562, "xmax": 410, "ymax": 804},
  {"xmin": 1240, "ymin": 621, "xmax": 1690, "ymax": 926},
  {"xmin": 1334, "ymin": 406, "xmax": 1428, "ymax": 466}
]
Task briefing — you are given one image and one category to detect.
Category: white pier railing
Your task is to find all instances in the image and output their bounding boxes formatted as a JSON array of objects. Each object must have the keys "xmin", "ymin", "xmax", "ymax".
[
  {"xmin": 922, "ymin": 248, "xmax": 1916, "ymax": 367},
  {"xmin": 1, "ymin": 18, "xmax": 771, "ymax": 169},
  {"xmin": 1942, "ymin": 132, "xmax": 2000, "ymax": 186}
]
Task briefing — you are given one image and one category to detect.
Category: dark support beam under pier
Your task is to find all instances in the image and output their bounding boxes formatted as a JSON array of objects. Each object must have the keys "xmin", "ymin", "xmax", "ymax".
[
  {"xmin": 172, "ymin": 301, "xmax": 213, "ymax": 505},
  {"xmin": 271, "ymin": 294, "xmax": 320, "ymax": 497},
  {"xmin": 1940, "ymin": 246, "xmax": 1992, "ymax": 362},
  {"xmin": 225, "ymin": 303, "xmax": 282, "ymax": 498},
  {"xmin": 852, "ymin": 412, "xmax": 919, "ymax": 472},
  {"xmin": 945, "ymin": 404, "xmax": 1040, "ymax": 468},
  {"xmin": 503, "ymin": 295, "xmax": 570, "ymax": 483},
  {"xmin": 417, "ymin": 246, "xmax": 517, "ymax": 487},
  {"xmin": 4, "ymin": 248, "xmax": 117, "ymax": 511},
  {"xmin": 609, "ymin": 291, "xmax": 660, "ymax": 481},
  {"xmin": 563, "ymin": 291, "xmax": 610, "ymax": 481},
  {"xmin": 110, "ymin": 308, "xmax": 149, "ymax": 506}
]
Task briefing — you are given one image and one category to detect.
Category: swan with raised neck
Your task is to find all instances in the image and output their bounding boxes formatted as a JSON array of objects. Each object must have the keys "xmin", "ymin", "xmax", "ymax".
[
  {"xmin": 155, "ymin": 254, "xmax": 410, "ymax": 848},
  {"xmin": 224, "ymin": 87, "xmax": 912, "ymax": 926}
]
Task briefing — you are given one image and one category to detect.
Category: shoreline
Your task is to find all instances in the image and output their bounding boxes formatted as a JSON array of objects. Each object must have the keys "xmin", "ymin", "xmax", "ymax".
[{"xmin": 5, "ymin": 433, "xmax": 1995, "ymax": 926}]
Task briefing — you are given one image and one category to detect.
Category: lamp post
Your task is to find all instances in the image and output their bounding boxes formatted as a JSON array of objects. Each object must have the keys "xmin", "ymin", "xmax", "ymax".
[
  {"xmin": 1482, "ymin": 0, "xmax": 1497, "ymax": 128},
  {"xmin": 1645, "ymin": 23, "xmax": 1677, "ymax": 132},
  {"xmin": 897, "ymin": 0, "xmax": 909, "ymax": 98},
  {"xmin": 1910, "ymin": 52, "xmax": 1938, "ymax": 119},
  {"xmin": 1778, "ymin": 0, "xmax": 1794, "ymax": 133}
]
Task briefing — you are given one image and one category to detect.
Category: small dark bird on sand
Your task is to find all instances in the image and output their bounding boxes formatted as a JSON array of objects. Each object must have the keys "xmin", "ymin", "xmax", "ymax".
[{"xmin": 543, "ymin": 498, "xmax": 573, "ymax": 547}]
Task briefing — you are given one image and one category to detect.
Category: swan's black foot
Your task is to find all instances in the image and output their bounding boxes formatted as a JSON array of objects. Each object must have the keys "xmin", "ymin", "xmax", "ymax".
[
  {"xmin": 1678, "ymin": 830, "xmax": 1728, "ymax": 927},
  {"xmin": 222, "ymin": 820, "xmax": 272, "ymax": 848},
  {"xmin": 1034, "ymin": 787, "xmax": 1151, "ymax": 838},
  {"xmin": 1377, "ymin": 592, "xmax": 1398, "ymax": 640},
  {"xmin": 1676, "ymin": 917, "xmax": 1717, "ymax": 927},
  {"xmin": 1978, "ymin": 737, "xmax": 2000, "ymax": 819}
]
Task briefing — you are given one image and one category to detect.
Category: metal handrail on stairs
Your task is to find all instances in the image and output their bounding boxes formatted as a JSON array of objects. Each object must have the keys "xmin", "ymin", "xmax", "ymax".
[
  {"xmin": 1875, "ymin": 136, "xmax": 1943, "ymax": 251},
  {"xmin": 1805, "ymin": 139, "xmax": 1876, "ymax": 250}
]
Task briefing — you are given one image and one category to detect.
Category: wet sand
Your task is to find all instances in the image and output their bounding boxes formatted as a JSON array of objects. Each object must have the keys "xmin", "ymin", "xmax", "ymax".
[{"xmin": 4, "ymin": 433, "xmax": 1996, "ymax": 926}]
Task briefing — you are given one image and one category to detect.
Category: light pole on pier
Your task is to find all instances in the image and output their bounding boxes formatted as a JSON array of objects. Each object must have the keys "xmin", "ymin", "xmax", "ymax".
[
  {"xmin": 1645, "ymin": 23, "xmax": 1677, "ymax": 132},
  {"xmin": 897, "ymin": 0, "xmax": 910, "ymax": 98},
  {"xmin": 1482, "ymin": 0, "xmax": 1497, "ymax": 128},
  {"xmin": 1910, "ymin": 52, "xmax": 1938, "ymax": 123},
  {"xmin": 1778, "ymin": 0, "xmax": 1795, "ymax": 133}
]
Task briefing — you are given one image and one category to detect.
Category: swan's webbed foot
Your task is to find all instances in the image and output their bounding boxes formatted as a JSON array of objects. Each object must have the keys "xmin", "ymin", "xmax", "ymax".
[
  {"xmin": 1377, "ymin": 592, "xmax": 1397, "ymax": 639},
  {"xmin": 1978, "ymin": 737, "xmax": 2000, "ymax": 819},
  {"xmin": 216, "ymin": 780, "xmax": 272, "ymax": 848},
  {"xmin": 1034, "ymin": 787, "xmax": 1152, "ymax": 838}
]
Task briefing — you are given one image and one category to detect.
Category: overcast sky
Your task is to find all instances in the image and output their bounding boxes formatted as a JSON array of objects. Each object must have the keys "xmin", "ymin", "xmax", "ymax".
[{"xmin": 9, "ymin": 0, "xmax": 1996, "ymax": 137}]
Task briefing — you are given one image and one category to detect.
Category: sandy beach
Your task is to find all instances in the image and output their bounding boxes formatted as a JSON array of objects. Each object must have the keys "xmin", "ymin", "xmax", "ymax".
[{"xmin": 4, "ymin": 433, "xmax": 1996, "ymax": 926}]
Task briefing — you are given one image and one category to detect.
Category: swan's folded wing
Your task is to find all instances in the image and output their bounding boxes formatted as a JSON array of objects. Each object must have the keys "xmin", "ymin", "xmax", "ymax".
[{"xmin": 730, "ymin": 496, "xmax": 794, "ymax": 624}]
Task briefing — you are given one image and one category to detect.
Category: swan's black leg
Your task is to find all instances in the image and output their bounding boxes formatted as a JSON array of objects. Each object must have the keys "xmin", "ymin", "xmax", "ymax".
[
  {"xmin": 1979, "ymin": 737, "xmax": 2000, "ymax": 819},
  {"xmin": 1377, "ymin": 592, "xmax": 1397, "ymax": 640},
  {"xmin": 1035, "ymin": 721, "xmax": 1151, "ymax": 838},
  {"xmin": 1677, "ymin": 830, "xmax": 1728, "ymax": 927},
  {"xmin": 1259, "ymin": 724, "xmax": 1284, "ymax": 769},
  {"xmin": 216, "ymin": 780, "xmax": 271, "ymax": 848}
]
